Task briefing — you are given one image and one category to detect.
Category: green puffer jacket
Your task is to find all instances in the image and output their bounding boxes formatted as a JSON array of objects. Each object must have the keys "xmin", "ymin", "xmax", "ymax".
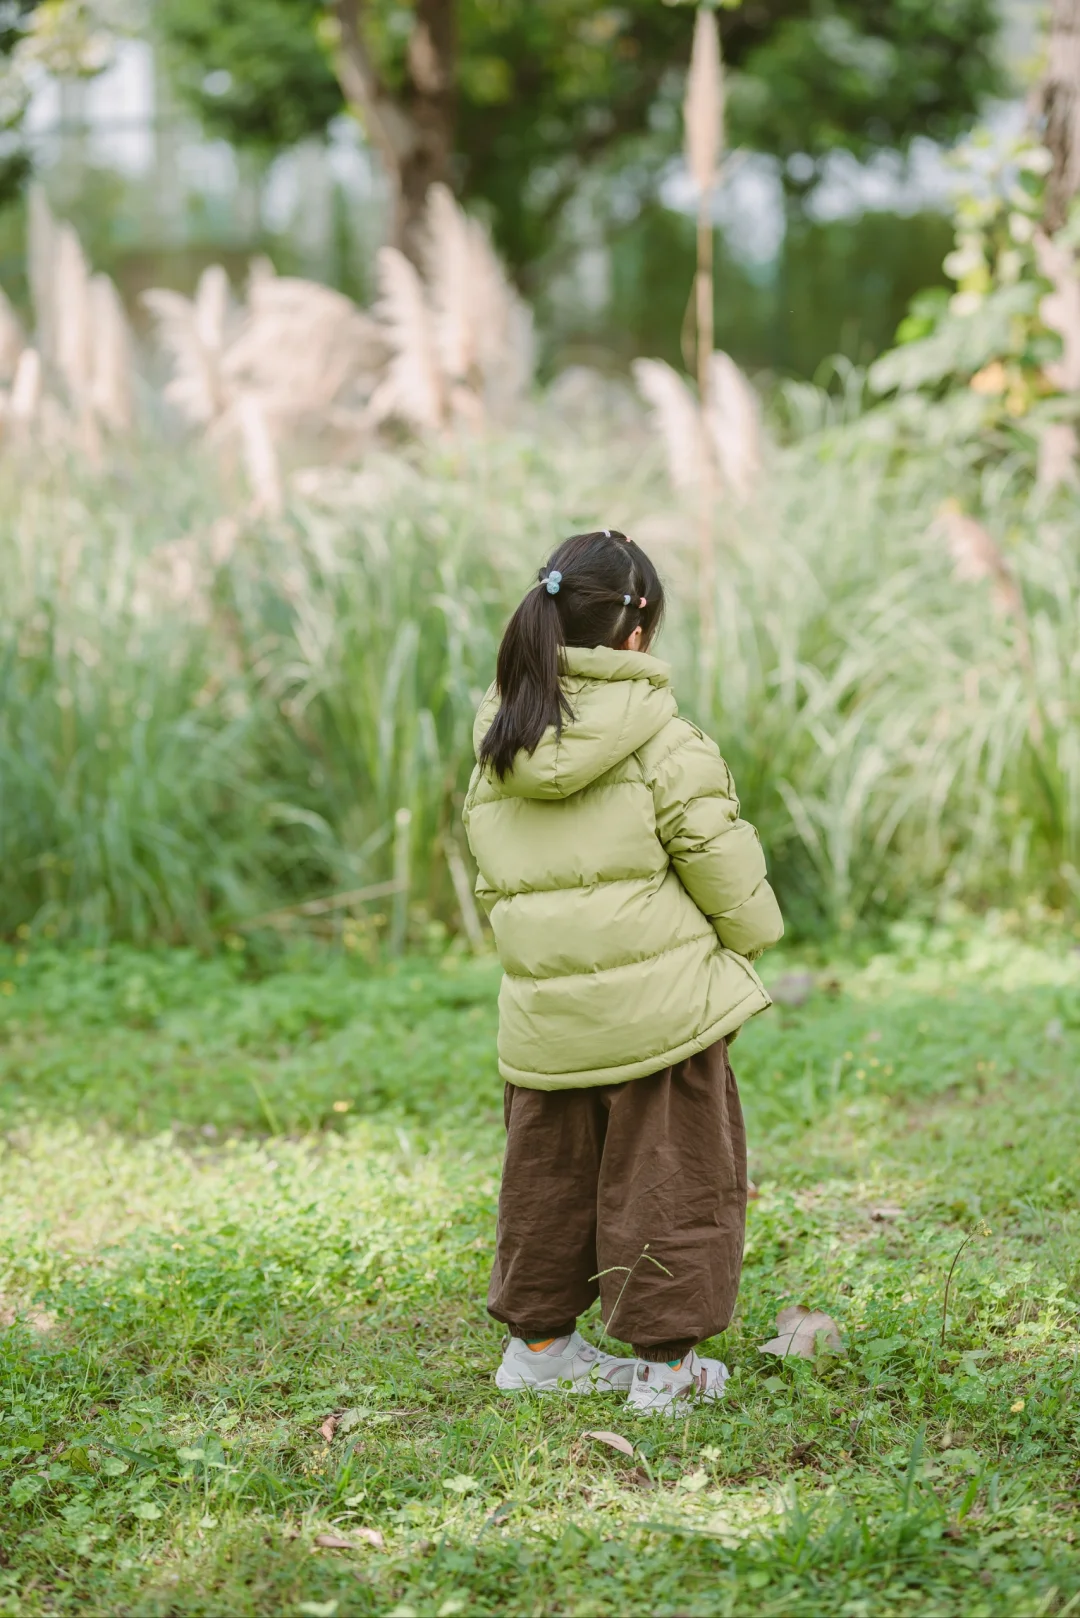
[{"xmin": 462, "ymin": 645, "xmax": 784, "ymax": 1090}]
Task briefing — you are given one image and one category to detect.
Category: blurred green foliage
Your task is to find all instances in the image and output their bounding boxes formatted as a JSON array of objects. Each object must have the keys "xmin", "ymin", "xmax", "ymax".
[
  {"xmin": 0, "ymin": 2, "xmax": 40, "ymax": 206},
  {"xmin": 1, "ymin": 402, "xmax": 1078, "ymax": 948},
  {"xmin": 582, "ymin": 201, "xmax": 955, "ymax": 376},
  {"xmin": 155, "ymin": 0, "xmax": 1004, "ymax": 274}
]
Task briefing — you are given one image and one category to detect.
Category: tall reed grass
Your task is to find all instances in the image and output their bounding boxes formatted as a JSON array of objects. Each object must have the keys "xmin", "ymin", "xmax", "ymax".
[{"xmin": 1, "ymin": 392, "xmax": 1077, "ymax": 945}]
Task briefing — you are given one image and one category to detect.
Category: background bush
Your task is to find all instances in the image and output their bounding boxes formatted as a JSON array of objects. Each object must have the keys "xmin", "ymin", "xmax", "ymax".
[{"xmin": 2, "ymin": 383, "xmax": 1077, "ymax": 947}]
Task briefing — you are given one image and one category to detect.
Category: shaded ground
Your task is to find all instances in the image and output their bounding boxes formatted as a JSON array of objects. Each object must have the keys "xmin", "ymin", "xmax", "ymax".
[{"xmin": 0, "ymin": 925, "xmax": 1078, "ymax": 1616}]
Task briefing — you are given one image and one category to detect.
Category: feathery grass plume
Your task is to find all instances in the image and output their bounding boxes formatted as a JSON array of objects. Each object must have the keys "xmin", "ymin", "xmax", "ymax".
[
  {"xmin": 684, "ymin": 8, "xmax": 724, "ymax": 393},
  {"xmin": 89, "ymin": 273, "xmax": 134, "ymax": 434},
  {"xmin": 1034, "ymin": 228, "xmax": 1080, "ymax": 390},
  {"xmin": 0, "ymin": 287, "xmax": 23, "ymax": 383},
  {"xmin": 425, "ymin": 182, "xmax": 476, "ymax": 391},
  {"xmin": 631, "ymin": 357, "xmax": 709, "ymax": 491},
  {"xmin": 705, "ymin": 350, "xmax": 762, "ymax": 501},
  {"xmin": 22, "ymin": 190, "xmax": 134, "ymax": 438},
  {"xmin": 471, "ymin": 236, "xmax": 534, "ymax": 415},
  {"xmin": 684, "ymin": 5, "xmax": 724, "ymax": 195},
  {"xmin": 683, "ymin": 7, "xmax": 725, "ymax": 678},
  {"xmin": 222, "ymin": 266, "xmax": 386, "ymax": 432},
  {"xmin": 53, "ymin": 221, "xmax": 94, "ymax": 410},
  {"xmin": 143, "ymin": 265, "xmax": 232, "ymax": 428},
  {"xmin": 367, "ymin": 246, "xmax": 446, "ymax": 431},
  {"xmin": 424, "ymin": 183, "xmax": 534, "ymax": 418},
  {"xmin": 1036, "ymin": 421, "xmax": 1079, "ymax": 494},
  {"xmin": 9, "ymin": 349, "xmax": 42, "ymax": 422},
  {"xmin": 27, "ymin": 186, "xmax": 57, "ymax": 365},
  {"xmin": 235, "ymin": 393, "xmax": 284, "ymax": 516},
  {"xmin": 634, "ymin": 351, "xmax": 762, "ymax": 502}
]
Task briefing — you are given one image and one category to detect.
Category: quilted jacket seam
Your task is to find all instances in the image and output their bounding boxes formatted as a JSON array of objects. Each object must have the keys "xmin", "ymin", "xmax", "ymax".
[{"xmin": 501, "ymin": 929, "xmax": 712, "ymax": 984}]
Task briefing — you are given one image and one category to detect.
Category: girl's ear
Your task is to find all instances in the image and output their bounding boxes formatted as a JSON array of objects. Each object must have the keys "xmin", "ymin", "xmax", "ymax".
[{"xmin": 621, "ymin": 625, "xmax": 645, "ymax": 652}]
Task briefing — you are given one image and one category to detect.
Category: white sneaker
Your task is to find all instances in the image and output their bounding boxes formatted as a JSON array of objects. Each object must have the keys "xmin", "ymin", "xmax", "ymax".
[
  {"xmin": 626, "ymin": 1348, "xmax": 729, "ymax": 1417},
  {"xmin": 495, "ymin": 1331, "xmax": 636, "ymax": 1394}
]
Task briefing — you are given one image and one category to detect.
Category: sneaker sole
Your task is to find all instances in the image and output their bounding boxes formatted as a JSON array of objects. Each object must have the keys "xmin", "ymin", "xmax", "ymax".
[
  {"xmin": 495, "ymin": 1369, "xmax": 594, "ymax": 1393},
  {"xmin": 495, "ymin": 1368, "xmax": 632, "ymax": 1395},
  {"xmin": 627, "ymin": 1394, "xmax": 724, "ymax": 1417}
]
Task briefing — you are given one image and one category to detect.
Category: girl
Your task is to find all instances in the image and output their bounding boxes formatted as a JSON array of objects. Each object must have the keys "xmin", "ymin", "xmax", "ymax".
[{"xmin": 462, "ymin": 530, "xmax": 783, "ymax": 1415}]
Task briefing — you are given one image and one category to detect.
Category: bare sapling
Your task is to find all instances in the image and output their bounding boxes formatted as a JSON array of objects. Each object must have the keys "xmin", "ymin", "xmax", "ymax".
[{"xmin": 684, "ymin": 3, "xmax": 724, "ymax": 684}]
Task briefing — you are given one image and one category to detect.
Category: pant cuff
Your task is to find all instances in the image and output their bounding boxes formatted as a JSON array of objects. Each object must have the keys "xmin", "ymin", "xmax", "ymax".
[
  {"xmin": 504, "ymin": 1319, "xmax": 577, "ymax": 1341},
  {"xmin": 633, "ymin": 1339, "xmax": 696, "ymax": 1363}
]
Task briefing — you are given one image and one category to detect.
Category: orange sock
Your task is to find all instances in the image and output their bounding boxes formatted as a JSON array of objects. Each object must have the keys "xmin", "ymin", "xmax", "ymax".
[{"xmin": 525, "ymin": 1337, "xmax": 556, "ymax": 1352}]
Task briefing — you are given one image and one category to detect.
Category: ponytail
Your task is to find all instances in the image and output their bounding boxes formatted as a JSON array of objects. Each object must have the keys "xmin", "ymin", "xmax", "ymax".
[
  {"xmin": 478, "ymin": 529, "xmax": 665, "ymax": 780},
  {"xmin": 478, "ymin": 586, "xmax": 572, "ymax": 781}
]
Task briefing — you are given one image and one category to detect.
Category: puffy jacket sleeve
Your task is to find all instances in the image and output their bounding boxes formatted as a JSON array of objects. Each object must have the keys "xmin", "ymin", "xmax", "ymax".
[
  {"xmin": 462, "ymin": 766, "xmax": 499, "ymax": 916},
  {"xmin": 649, "ymin": 722, "xmax": 784, "ymax": 958}
]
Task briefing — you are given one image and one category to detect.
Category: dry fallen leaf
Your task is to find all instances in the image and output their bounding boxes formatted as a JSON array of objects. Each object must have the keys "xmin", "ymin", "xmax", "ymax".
[
  {"xmin": 319, "ymin": 1415, "xmax": 338, "ymax": 1442},
  {"xmin": 868, "ymin": 1204, "xmax": 903, "ymax": 1222},
  {"xmin": 583, "ymin": 1429, "xmax": 635, "ymax": 1457},
  {"xmin": 759, "ymin": 1305, "xmax": 843, "ymax": 1359},
  {"xmin": 314, "ymin": 1527, "xmax": 384, "ymax": 1551},
  {"xmin": 768, "ymin": 971, "xmax": 815, "ymax": 1008},
  {"xmin": 747, "ymin": 1180, "xmax": 761, "ymax": 1201}
]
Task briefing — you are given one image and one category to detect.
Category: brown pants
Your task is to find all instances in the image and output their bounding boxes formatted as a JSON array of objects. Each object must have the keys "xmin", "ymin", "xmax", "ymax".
[{"xmin": 487, "ymin": 1038, "xmax": 747, "ymax": 1361}]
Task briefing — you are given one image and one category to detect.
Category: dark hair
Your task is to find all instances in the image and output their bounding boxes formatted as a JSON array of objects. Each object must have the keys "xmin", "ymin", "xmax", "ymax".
[{"xmin": 478, "ymin": 529, "xmax": 665, "ymax": 779}]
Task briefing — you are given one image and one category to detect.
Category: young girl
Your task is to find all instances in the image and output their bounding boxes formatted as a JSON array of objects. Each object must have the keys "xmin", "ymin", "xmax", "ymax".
[{"xmin": 463, "ymin": 530, "xmax": 783, "ymax": 1415}]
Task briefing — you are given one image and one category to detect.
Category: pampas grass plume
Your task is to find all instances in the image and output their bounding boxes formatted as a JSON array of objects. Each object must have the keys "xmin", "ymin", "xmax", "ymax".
[{"xmin": 684, "ymin": 6, "xmax": 724, "ymax": 195}]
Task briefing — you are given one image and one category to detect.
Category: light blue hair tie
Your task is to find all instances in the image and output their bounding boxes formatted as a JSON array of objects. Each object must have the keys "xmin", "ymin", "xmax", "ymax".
[
  {"xmin": 623, "ymin": 594, "xmax": 632, "ymax": 605},
  {"xmin": 545, "ymin": 570, "xmax": 562, "ymax": 595}
]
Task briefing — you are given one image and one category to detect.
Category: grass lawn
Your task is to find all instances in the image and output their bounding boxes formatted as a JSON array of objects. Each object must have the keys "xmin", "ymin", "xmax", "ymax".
[{"xmin": 0, "ymin": 925, "xmax": 1078, "ymax": 1617}]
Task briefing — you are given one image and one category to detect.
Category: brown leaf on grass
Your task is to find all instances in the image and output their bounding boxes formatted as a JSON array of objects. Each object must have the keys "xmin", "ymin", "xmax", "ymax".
[
  {"xmin": 624, "ymin": 1465, "xmax": 656, "ymax": 1490},
  {"xmin": 768, "ymin": 971, "xmax": 815, "ymax": 1008},
  {"xmin": 319, "ymin": 1415, "xmax": 338, "ymax": 1442},
  {"xmin": 868, "ymin": 1204, "xmax": 903, "ymax": 1222},
  {"xmin": 583, "ymin": 1429, "xmax": 635, "ymax": 1457},
  {"xmin": 759, "ymin": 1305, "xmax": 843, "ymax": 1359},
  {"xmin": 314, "ymin": 1527, "xmax": 384, "ymax": 1551},
  {"xmin": 747, "ymin": 1180, "xmax": 761, "ymax": 1201}
]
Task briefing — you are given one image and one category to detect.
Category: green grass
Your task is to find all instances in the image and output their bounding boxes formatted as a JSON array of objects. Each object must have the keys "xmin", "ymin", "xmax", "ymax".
[{"xmin": 1, "ymin": 923, "xmax": 1078, "ymax": 1616}]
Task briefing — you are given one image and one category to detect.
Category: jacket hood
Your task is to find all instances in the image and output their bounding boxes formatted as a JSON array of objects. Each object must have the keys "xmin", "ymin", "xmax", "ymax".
[{"xmin": 472, "ymin": 645, "xmax": 678, "ymax": 800}]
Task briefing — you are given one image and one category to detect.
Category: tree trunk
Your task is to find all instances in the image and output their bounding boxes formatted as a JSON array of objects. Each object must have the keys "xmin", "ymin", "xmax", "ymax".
[
  {"xmin": 332, "ymin": 0, "xmax": 456, "ymax": 264},
  {"xmin": 1041, "ymin": 0, "xmax": 1080, "ymax": 233}
]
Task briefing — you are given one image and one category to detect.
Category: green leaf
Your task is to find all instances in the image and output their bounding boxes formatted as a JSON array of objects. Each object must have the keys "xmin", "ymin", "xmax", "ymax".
[{"xmin": 9, "ymin": 1476, "xmax": 45, "ymax": 1506}]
